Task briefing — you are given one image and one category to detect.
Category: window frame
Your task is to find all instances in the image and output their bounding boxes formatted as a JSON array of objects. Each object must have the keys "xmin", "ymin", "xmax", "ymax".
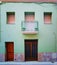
[
  {"xmin": 24, "ymin": 12, "xmax": 35, "ymax": 22},
  {"xmin": 44, "ymin": 12, "xmax": 52, "ymax": 24},
  {"xmin": 6, "ymin": 12, "xmax": 15, "ymax": 24}
]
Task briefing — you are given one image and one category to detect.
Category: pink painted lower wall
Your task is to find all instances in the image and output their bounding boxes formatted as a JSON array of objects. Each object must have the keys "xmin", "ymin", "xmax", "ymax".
[
  {"xmin": 38, "ymin": 53, "xmax": 57, "ymax": 62},
  {"xmin": 0, "ymin": 53, "xmax": 57, "ymax": 62},
  {"xmin": 0, "ymin": 54, "xmax": 5, "ymax": 62},
  {"xmin": 14, "ymin": 53, "xmax": 24, "ymax": 62}
]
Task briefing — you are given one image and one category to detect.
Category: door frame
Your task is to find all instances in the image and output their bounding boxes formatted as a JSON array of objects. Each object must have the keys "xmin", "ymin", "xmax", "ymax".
[{"xmin": 24, "ymin": 39, "xmax": 38, "ymax": 61}]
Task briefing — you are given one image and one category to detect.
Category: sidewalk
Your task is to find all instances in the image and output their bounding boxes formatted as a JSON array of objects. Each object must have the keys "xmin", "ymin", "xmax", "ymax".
[{"xmin": 0, "ymin": 62, "xmax": 56, "ymax": 65}]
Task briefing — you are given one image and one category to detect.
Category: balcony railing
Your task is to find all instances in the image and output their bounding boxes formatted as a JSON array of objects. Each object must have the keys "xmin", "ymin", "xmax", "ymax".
[{"xmin": 21, "ymin": 21, "xmax": 38, "ymax": 34}]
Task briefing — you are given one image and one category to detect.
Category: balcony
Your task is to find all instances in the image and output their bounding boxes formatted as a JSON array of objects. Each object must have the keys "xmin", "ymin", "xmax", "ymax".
[{"xmin": 21, "ymin": 21, "xmax": 38, "ymax": 34}]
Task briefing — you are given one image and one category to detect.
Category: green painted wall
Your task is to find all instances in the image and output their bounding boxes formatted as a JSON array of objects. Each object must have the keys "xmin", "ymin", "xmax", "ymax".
[
  {"xmin": 0, "ymin": 3, "xmax": 57, "ymax": 54},
  {"xmin": 0, "ymin": 4, "xmax": 2, "ymax": 53},
  {"xmin": 0, "ymin": 4, "xmax": 1, "ymax": 41}
]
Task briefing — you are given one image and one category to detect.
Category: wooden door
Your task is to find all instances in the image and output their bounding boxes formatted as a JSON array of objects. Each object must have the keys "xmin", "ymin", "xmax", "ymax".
[
  {"xmin": 5, "ymin": 42, "xmax": 14, "ymax": 61},
  {"xmin": 25, "ymin": 40, "xmax": 38, "ymax": 61}
]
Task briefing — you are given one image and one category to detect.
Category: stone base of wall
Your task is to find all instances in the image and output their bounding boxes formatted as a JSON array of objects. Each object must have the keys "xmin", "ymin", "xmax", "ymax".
[
  {"xmin": 38, "ymin": 52, "xmax": 57, "ymax": 62},
  {"xmin": 0, "ymin": 54, "xmax": 5, "ymax": 62},
  {"xmin": 14, "ymin": 53, "xmax": 24, "ymax": 62},
  {"xmin": 0, "ymin": 53, "xmax": 57, "ymax": 62}
]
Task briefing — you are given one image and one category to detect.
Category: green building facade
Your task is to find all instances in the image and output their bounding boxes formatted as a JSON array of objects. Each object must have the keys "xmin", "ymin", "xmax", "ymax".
[{"xmin": 0, "ymin": 2, "xmax": 57, "ymax": 62}]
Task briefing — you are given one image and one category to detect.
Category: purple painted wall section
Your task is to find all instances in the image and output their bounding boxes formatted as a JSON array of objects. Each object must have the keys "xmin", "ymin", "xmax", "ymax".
[
  {"xmin": 38, "ymin": 52, "xmax": 52, "ymax": 61},
  {"xmin": 0, "ymin": 54, "xmax": 5, "ymax": 62},
  {"xmin": 14, "ymin": 54, "xmax": 24, "ymax": 62},
  {"xmin": 14, "ymin": 53, "xmax": 57, "ymax": 62},
  {"xmin": 0, "ymin": 53, "xmax": 57, "ymax": 62},
  {"xmin": 38, "ymin": 53, "xmax": 57, "ymax": 62}
]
